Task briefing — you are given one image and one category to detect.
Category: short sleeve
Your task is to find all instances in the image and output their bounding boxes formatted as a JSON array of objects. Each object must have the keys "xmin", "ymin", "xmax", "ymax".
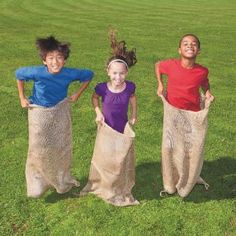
[
  {"xmin": 66, "ymin": 68, "xmax": 93, "ymax": 83},
  {"xmin": 95, "ymin": 83, "xmax": 106, "ymax": 96},
  {"xmin": 77, "ymin": 69, "xmax": 94, "ymax": 82},
  {"xmin": 158, "ymin": 59, "xmax": 172, "ymax": 74},
  {"xmin": 15, "ymin": 66, "xmax": 37, "ymax": 81},
  {"xmin": 128, "ymin": 81, "xmax": 136, "ymax": 94},
  {"xmin": 201, "ymin": 68, "xmax": 210, "ymax": 91}
]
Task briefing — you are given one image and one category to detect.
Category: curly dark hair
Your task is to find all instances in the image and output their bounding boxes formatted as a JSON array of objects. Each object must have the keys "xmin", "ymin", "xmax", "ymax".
[
  {"xmin": 36, "ymin": 36, "xmax": 70, "ymax": 60},
  {"xmin": 107, "ymin": 30, "xmax": 137, "ymax": 68}
]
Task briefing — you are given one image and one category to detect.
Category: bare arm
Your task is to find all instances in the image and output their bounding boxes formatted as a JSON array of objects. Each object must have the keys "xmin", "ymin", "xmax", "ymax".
[
  {"xmin": 129, "ymin": 93, "xmax": 137, "ymax": 125},
  {"xmin": 155, "ymin": 62, "xmax": 164, "ymax": 96},
  {"xmin": 69, "ymin": 80, "xmax": 91, "ymax": 102},
  {"xmin": 201, "ymin": 76, "xmax": 214, "ymax": 101},
  {"xmin": 92, "ymin": 92, "xmax": 104, "ymax": 123},
  {"xmin": 17, "ymin": 80, "xmax": 30, "ymax": 108}
]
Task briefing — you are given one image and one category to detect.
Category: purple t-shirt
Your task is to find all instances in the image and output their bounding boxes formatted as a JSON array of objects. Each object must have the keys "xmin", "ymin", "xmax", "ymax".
[{"xmin": 95, "ymin": 80, "xmax": 136, "ymax": 133}]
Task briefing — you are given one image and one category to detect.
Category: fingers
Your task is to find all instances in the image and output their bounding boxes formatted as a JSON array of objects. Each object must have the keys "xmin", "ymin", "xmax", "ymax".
[
  {"xmin": 129, "ymin": 118, "xmax": 137, "ymax": 125},
  {"xmin": 95, "ymin": 116, "xmax": 105, "ymax": 126},
  {"xmin": 68, "ymin": 96, "xmax": 75, "ymax": 102},
  {"xmin": 21, "ymin": 101, "xmax": 30, "ymax": 108},
  {"xmin": 206, "ymin": 95, "xmax": 214, "ymax": 102}
]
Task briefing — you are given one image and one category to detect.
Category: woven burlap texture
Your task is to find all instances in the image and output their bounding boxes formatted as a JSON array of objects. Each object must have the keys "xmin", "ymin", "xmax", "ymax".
[
  {"xmin": 160, "ymin": 95, "xmax": 213, "ymax": 197},
  {"xmin": 26, "ymin": 99, "xmax": 79, "ymax": 197},
  {"xmin": 81, "ymin": 123, "xmax": 139, "ymax": 206}
]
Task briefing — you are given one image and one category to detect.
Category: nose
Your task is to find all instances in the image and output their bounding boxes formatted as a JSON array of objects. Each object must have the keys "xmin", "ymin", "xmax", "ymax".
[
  {"xmin": 52, "ymin": 57, "xmax": 58, "ymax": 64},
  {"xmin": 115, "ymin": 73, "xmax": 122, "ymax": 79},
  {"xmin": 187, "ymin": 43, "xmax": 192, "ymax": 48}
]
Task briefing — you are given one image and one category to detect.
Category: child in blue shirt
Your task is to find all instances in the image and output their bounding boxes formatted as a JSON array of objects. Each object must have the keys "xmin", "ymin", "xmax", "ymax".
[
  {"xmin": 16, "ymin": 36, "xmax": 93, "ymax": 107},
  {"xmin": 15, "ymin": 36, "xmax": 94, "ymax": 197}
]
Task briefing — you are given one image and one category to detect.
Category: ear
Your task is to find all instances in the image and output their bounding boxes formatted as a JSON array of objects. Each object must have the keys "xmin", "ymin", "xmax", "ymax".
[{"xmin": 43, "ymin": 60, "xmax": 47, "ymax": 65}]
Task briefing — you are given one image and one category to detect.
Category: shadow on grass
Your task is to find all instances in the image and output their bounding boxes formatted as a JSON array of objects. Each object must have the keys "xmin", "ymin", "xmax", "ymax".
[
  {"xmin": 44, "ymin": 177, "xmax": 88, "ymax": 203},
  {"xmin": 44, "ymin": 156, "xmax": 235, "ymax": 204},
  {"xmin": 185, "ymin": 156, "xmax": 236, "ymax": 203},
  {"xmin": 134, "ymin": 156, "xmax": 236, "ymax": 203}
]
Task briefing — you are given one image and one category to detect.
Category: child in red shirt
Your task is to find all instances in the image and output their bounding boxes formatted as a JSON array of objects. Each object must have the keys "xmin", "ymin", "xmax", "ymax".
[{"xmin": 155, "ymin": 34, "xmax": 214, "ymax": 111}]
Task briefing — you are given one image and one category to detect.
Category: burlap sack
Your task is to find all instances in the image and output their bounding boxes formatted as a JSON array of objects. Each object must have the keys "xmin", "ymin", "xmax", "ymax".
[
  {"xmin": 80, "ymin": 123, "xmax": 139, "ymax": 206},
  {"xmin": 26, "ymin": 99, "xmax": 79, "ymax": 198},
  {"xmin": 160, "ymin": 95, "xmax": 212, "ymax": 197}
]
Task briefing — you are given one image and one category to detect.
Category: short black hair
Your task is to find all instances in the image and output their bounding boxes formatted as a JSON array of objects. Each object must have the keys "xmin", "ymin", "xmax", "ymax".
[{"xmin": 36, "ymin": 36, "xmax": 70, "ymax": 60}]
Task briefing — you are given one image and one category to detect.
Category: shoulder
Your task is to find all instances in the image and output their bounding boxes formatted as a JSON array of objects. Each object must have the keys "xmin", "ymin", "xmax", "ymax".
[
  {"xmin": 62, "ymin": 67, "xmax": 80, "ymax": 72},
  {"xmin": 126, "ymin": 80, "xmax": 136, "ymax": 93},
  {"xmin": 95, "ymin": 82, "xmax": 107, "ymax": 95},
  {"xmin": 95, "ymin": 82, "xmax": 107, "ymax": 89},
  {"xmin": 61, "ymin": 67, "xmax": 94, "ymax": 75},
  {"xmin": 63, "ymin": 67, "xmax": 93, "ymax": 73},
  {"xmin": 195, "ymin": 63, "xmax": 209, "ymax": 75},
  {"xmin": 15, "ymin": 65, "xmax": 45, "ymax": 77},
  {"xmin": 60, "ymin": 67, "xmax": 80, "ymax": 75}
]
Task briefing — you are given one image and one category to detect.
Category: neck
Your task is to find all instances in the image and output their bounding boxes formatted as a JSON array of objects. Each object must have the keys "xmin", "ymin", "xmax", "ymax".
[
  {"xmin": 180, "ymin": 57, "xmax": 196, "ymax": 69},
  {"xmin": 108, "ymin": 81, "xmax": 126, "ymax": 93}
]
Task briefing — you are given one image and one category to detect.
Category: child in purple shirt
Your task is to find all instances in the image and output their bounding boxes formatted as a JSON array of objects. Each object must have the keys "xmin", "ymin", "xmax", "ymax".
[
  {"xmin": 92, "ymin": 33, "xmax": 137, "ymax": 133},
  {"xmin": 80, "ymin": 31, "xmax": 139, "ymax": 206}
]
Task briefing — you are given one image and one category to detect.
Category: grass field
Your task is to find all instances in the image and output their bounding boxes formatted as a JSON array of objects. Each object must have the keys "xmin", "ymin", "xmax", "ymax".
[{"xmin": 0, "ymin": 0, "xmax": 235, "ymax": 235}]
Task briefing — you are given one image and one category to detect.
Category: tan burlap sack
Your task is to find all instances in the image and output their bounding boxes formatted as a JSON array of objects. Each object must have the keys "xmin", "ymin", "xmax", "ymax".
[
  {"xmin": 160, "ymin": 95, "xmax": 212, "ymax": 198},
  {"xmin": 80, "ymin": 123, "xmax": 139, "ymax": 206},
  {"xmin": 26, "ymin": 99, "xmax": 80, "ymax": 198}
]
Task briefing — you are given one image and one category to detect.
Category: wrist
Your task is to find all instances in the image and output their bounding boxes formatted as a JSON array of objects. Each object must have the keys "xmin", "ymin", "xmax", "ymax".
[
  {"xmin": 95, "ymin": 106, "xmax": 102, "ymax": 114},
  {"xmin": 19, "ymin": 95, "xmax": 26, "ymax": 99}
]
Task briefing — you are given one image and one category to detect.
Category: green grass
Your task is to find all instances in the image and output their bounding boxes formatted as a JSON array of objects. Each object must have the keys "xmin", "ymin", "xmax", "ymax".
[{"xmin": 0, "ymin": 0, "xmax": 235, "ymax": 235}]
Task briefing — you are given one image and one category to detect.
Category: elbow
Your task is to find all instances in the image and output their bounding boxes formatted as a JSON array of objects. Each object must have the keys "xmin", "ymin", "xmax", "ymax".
[
  {"xmin": 88, "ymin": 70, "xmax": 94, "ymax": 81},
  {"xmin": 15, "ymin": 69, "xmax": 21, "ymax": 79}
]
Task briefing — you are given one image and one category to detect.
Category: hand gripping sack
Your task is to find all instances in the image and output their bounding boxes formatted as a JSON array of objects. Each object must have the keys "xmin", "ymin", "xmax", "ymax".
[{"xmin": 26, "ymin": 99, "xmax": 79, "ymax": 197}]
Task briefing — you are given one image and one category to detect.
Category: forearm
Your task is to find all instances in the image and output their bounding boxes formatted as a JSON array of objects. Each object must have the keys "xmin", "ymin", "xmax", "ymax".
[
  {"xmin": 155, "ymin": 62, "xmax": 163, "ymax": 85},
  {"xmin": 74, "ymin": 81, "xmax": 91, "ymax": 99},
  {"xmin": 130, "ymin": 94, "xmax": 137, "ymax": 119},
  {"xmin": 92, "ymin": 93, "xmax": 102, "ymax": 114},
  {"xmin": 17, "ymin": 80, "xmax": 25, "ymax": 99},
  {"xmin": 92, "ymin": 93, "xmax": 104, "ymax": 123},
  {"xmin": 155, "ymin": 62, "xmax": 165, "ymax": 96},
  {"xmin": 16, "ymin": 80, "xmax": 30, "ymax": 107}
]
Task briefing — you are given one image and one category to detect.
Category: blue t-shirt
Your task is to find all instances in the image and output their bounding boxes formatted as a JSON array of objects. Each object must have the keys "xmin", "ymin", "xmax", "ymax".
[{"xmin": 15, "ymin": 66, "xmax": 94, "ymax": 107}]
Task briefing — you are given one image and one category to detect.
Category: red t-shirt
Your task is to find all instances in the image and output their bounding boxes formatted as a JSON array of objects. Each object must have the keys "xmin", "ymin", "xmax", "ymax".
[{"xmin": 158, "ymin": 59, "xmax": 209, "ymax": 111}]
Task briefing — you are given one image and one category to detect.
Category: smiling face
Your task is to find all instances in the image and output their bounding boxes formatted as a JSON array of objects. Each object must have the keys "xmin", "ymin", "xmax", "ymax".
[
  {"xmin": 107, "ymin": 62, "xmax": 128, "ymax": 87},
  {"xmin": 178, "ymin": 35, "xmax": 200, "ymax": 59},
  {"xmin": 43, "ymin": 50, "xmax": 65, "ymax": 74}
]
